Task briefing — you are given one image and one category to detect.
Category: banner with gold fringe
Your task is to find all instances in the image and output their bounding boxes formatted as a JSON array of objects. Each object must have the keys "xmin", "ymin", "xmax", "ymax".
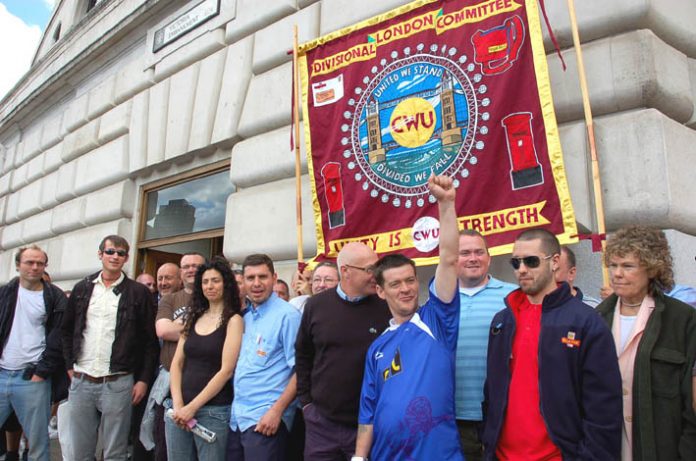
[{"xmin": 298, "ymin": 0, "xmax": 577, "ymax": 263}]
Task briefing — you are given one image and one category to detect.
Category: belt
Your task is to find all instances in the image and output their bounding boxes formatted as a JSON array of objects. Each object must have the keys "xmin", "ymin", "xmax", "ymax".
[{"xmin": 73, "ymin": 372, "xmax": 127, "ymax": 383}]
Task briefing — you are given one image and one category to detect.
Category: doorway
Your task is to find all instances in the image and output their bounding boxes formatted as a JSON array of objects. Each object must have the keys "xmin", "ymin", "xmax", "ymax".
[{"xmin": 134, "ymin": 160, "xmax": 232, "ymax": 278}]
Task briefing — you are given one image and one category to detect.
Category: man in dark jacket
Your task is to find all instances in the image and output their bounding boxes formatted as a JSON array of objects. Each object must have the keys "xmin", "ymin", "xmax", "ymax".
[
  {"xmin": 482, "ymin": 229, "xmax": 622, "ymax": 460},
  {"xmin": 0, "ymin": 245, "xmax": 67, "ymax": 461},
  {"xmin": 62, "ymin": 235, "xmax": 159, "ymax": 460}
]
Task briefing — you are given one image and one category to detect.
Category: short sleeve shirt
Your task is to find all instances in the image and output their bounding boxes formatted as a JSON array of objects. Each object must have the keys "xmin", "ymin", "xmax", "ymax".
[
  {"xmin": 156, "ymin": 290, "xmax": 192, "ymax": 370},
  {"xmin": 231, "ymin": 293, "xmax": 301, "ymax": 432},
  {"xmin": 358, "ymin": 283, "xmax": 463, "ymax": 461}
]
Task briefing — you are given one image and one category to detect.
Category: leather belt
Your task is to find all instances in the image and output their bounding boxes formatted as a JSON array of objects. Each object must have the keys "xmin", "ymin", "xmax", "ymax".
[{"xmin": 73, "ymin": 371, "xmax": 126, "ymax": 383}]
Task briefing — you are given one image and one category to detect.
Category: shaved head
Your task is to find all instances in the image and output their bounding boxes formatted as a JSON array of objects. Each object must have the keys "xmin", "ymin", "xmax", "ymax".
[
  {"xmin": 157, "ymin": 263, "xmax": 181, "ymax": 295},
  {"xmin": 337, "ymin": 242, "xmax": 378, "ymax": 269},
  {"xmin": 136, "ymin": 273, "xmax": 156, "ymax": 293},
  {"xmin": 337, "ymin": 242, "xmax": 379, "ymax": 298}
]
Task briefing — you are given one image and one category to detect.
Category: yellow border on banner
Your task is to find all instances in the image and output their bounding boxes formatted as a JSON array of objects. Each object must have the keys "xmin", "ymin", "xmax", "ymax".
[
  {"xmin": 298, "ymin": 53, "xmax": 327, "ymax": 259},
  {"xmin": 297, "ymin": 0, "xmax": 440, "ymax": 55},
  {"xmin": 523, "ymin": 0, "xmax": 578, "ymax": 248},
  {"xmin": 299, "ymin": 0, "xmax": 579, "ymax": 264}
]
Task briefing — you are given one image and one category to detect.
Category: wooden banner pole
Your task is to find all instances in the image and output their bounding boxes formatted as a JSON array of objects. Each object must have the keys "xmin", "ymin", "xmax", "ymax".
[
  {"xmin": 566, "ymin": 0, "xmax": 608, "ymax": 285},
  {"xmin": 293, "ymin": 26, "xmax": 304, "ymax": 265}
]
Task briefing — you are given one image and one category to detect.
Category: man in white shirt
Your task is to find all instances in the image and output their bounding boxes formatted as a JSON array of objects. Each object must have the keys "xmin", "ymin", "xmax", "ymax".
[
  {"xmin": 62, "ymin": 235, "xmax": 159, "ymax": 460},
  {"xmin": 0, "ymin": 245, "xmax": 67, "ymax": 461}
]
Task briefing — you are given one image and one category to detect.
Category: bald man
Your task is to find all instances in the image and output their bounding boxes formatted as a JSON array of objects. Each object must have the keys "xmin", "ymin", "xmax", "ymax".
[
  {"xmin": 296, "ymin": 243, "xmax": 391, "ymax": 459},
  {"xmin": 156, "ymin": 263, "xmax": 180, "ymax": 300},
  {"xmin": 136, "ymin": 273, "xmax": 156, "ymax": 294}
]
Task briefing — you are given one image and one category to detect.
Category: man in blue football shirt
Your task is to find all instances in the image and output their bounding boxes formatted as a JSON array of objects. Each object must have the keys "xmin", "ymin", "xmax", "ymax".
[{"xmin": 353, "ymin": 174, "xmax": 463, "ymax": 461}]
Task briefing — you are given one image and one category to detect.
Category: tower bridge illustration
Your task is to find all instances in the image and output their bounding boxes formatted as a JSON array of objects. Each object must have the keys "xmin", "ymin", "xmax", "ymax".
[{"xmin": 364, "ymin": 71, "xmax": 467, "ymax": 165}]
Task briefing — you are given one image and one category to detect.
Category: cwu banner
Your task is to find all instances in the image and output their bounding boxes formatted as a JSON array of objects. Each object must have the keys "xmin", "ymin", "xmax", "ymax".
[{"xmin": 298, "ymin": 0, "xmax": 577, "ymax": 264}]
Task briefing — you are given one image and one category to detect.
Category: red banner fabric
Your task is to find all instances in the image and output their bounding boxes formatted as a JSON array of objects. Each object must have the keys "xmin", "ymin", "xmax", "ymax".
[{"xmin": 298, "ymin": 0, "xmax": 577, "ymax": 264}]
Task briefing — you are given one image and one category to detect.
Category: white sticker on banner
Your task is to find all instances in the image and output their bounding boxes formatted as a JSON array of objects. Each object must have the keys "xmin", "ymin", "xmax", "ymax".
[
  {"xmin": 411, "ymin": 216, "xmax": 440, "ymax": 253},
  {"xmin": 312, "ymin": 74, "xmax": 344, "ymax": 107}
]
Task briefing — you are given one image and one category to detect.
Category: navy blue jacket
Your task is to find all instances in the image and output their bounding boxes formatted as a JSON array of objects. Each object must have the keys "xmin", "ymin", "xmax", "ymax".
[{"xmin": 482, "ymin": 283, "xmax": 622, "ymax": 460}]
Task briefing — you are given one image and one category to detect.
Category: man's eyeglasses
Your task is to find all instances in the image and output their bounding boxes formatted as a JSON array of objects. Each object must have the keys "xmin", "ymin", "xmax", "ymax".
[
  {"xmin": 312, "ymin": 277, "xmax": 338, "ymax": 284},
  {"xmin": 102, "ymin": 248, "xmax": 128, "ymax": 257},
  {"xmin": 509, "ymin": 255, "xmax": 552, "ymax": 270},
  {"xmin": 343, "ymin": 264, "xmax": 374, "ymax": 274}
]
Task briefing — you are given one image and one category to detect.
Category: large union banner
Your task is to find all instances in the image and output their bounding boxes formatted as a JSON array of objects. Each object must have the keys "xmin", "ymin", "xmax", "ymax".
[{"xmin": 298, "ymin": 0, "xmax": 577, "ymax": 263}]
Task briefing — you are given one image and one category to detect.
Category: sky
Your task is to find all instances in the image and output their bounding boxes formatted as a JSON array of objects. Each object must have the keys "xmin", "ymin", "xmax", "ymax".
[{"xmin": 0, "ymin": 1, "xmax": 55, "ymax": 99}]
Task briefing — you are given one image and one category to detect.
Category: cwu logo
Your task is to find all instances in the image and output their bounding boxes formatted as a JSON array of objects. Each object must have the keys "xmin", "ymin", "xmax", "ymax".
[{"xmin": 346, "ymin": 45, "xmax": 489, "ymax": 208}]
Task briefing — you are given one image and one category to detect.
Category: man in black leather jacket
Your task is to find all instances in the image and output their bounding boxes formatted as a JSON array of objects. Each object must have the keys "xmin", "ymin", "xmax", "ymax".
[{"xmin": 61, "ymin": 235, "xmax": 158, "ymax": 460}]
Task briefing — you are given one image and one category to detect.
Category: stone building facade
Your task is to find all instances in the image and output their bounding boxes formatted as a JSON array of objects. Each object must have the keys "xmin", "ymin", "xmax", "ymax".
[{"xmin": 0, "ymin": 0, "xmax": 694, "ymax": 295}]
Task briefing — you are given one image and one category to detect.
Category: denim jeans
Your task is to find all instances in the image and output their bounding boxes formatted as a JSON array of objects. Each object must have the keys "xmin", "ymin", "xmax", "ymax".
[
  {"xmin": 164, "ymin": 401, "xmax": 230, "ymax": 461},
  {"xmin": 0, "ymin": 368, "xmax": 51, "ymax": 461},
  {"xmin": 67, "ymin": 373, "xmax": 134, "ymax": 461}
]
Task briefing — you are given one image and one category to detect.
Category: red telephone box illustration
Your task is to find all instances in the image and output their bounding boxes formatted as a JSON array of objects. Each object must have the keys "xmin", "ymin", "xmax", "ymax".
[
  {"xmin": 501, "ymin": 112, "xmax": 544, "ymax": 190},
  {"xmin": 471, "ymin": 15, "xmax": 525, "ymax": 76},
  {"xmin": 321, "ymin": 162, "xmax": 346, "ymax": 228}
]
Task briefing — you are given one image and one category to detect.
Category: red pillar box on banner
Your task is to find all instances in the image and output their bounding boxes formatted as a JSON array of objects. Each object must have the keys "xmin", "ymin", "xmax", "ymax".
[
  {"xmin": 321, "ymin": 162, "xmax": 346, "ymax": 228},
  {"xmin": 298, "ymin": 0, "xmax": 577, "ymax": 263},
  {"xmin": 501, "ymin": 112, "xmax": 544, "ymax": 190}
]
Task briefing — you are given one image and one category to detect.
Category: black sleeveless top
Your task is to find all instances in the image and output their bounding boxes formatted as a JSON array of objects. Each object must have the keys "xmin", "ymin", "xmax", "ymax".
[{"xmin": 181, "ymin": 316, "xmax": 235, "ymax": 406}]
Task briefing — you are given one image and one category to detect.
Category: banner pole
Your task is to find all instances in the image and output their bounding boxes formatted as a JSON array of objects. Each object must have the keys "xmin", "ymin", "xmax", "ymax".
[
  {"xmin": 566, "ymin": 0, "xmax": 608, "ymax": 285},
  {"xmin": 293, "ymin": 25, "xmax": 304, "ymax": 265}
]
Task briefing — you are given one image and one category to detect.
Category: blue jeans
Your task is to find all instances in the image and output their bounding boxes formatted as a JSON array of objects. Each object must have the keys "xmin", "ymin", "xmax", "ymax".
[
  {"xmin": 164, "ymin": 401, "xmax": 230, "ymax": 461},
  {"xmin": 67, "ymin": 373, "xmax": 133, "ymax": 461},
  {"xmin": 0, "ymin": 369, "xmax": 51, "ymax": 461}
]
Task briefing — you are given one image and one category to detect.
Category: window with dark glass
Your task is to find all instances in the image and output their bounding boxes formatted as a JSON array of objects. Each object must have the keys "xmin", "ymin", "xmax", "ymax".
[{"xmin": 142, "ymin": 170, "xmax": 234, "ymax": 241}]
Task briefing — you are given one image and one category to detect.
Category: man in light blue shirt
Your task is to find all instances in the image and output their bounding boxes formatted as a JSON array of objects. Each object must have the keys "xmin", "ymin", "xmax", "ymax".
[
  {"xmin": 455, "ymin": 230, "xmax": 516, "ymax": 460},
  {"xmin": 228, "ymin": 254, "xmax": 301, "ymax": 460}
]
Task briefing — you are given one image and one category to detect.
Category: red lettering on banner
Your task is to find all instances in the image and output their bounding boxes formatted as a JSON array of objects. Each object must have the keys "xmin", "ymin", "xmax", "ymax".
[
  {"xmin": 413, "ymin": 228, "xmax": 440, "ymax": 241},
  {"xmin": 390, "ymin": 112, "xmax": 435, "ymax": 133},
  {"xmin": 301, "ymin": 0, "xmax": 576, "ymax": 263},
  {"xmin": 331, "ymin": 236, "xmax": 380, "ymax": 254}
]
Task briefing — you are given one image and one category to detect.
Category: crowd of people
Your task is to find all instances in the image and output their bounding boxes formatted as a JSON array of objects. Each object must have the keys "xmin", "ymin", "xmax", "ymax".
[{"xmin": 0, "ymin": 174, "xmax": 694, "ymax": 461}]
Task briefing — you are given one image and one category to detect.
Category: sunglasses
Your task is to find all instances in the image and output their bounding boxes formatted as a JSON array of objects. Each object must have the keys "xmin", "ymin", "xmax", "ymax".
[
  {"xmin": 509, "ymin": 255, "xmax": 552, "ymax": 270},
  {"xmin": 102, "ymin": 248, "xmax": 128, "ymax": 257}
]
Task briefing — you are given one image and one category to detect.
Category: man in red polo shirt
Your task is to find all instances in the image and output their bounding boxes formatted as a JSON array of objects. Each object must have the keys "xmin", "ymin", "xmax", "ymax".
[{"xmin": 481, "ymin": 229, "xmax": 621, "ymax": 460}]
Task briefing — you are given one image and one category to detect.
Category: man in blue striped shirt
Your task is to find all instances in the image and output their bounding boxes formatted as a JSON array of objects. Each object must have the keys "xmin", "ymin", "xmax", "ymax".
[{"xmin": 455, "ymin": 230, "xmax": 516, "ymax": 460}]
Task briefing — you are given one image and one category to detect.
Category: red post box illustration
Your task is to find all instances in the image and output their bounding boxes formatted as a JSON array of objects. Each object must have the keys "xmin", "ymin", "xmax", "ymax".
[
  {"xmin": 471, "ymin": 15, "xmax": 525, "ymax": 76},
  {"xmin": 501, "ymin": 112, "xmax": 544, "ymax": 190},
  {"xmin": 321, "ymin": 162, "xmax": 346, "ymax": 228}
]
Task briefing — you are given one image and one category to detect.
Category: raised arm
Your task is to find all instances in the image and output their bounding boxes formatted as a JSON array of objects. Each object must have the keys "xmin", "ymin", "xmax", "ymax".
[{"xmin": 429, "ymin": 174, "xmax": 459, "ymax": 303}]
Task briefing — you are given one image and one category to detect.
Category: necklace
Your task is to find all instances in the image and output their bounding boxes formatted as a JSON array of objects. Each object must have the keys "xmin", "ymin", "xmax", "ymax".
[{"xmin": 621, "ymin": 300, "xmax": 642, "ymax": 308}]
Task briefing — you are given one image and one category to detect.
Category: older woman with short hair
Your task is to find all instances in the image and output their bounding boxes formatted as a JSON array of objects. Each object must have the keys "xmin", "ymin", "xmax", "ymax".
[{"xmin": 596, "ymin": 226, "xmax": 696, "ymax": 460}]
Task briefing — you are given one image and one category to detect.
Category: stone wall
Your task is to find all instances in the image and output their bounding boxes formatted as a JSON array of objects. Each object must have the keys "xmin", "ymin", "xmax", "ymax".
[{"xmin": 0, "ymin": 0, "xmax": 694, "ymax": 294}]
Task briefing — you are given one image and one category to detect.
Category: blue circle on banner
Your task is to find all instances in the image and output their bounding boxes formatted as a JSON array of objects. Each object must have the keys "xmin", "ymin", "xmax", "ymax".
[{"xmin": 351, "ymin": 53, "xmax": 479, "ymax": 198}]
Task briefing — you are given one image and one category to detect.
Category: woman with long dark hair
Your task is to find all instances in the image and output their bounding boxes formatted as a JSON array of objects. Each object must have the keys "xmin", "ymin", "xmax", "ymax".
[{"xmin": 166, "ymin": 257, "xmax": 243, "ymax": 460}]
